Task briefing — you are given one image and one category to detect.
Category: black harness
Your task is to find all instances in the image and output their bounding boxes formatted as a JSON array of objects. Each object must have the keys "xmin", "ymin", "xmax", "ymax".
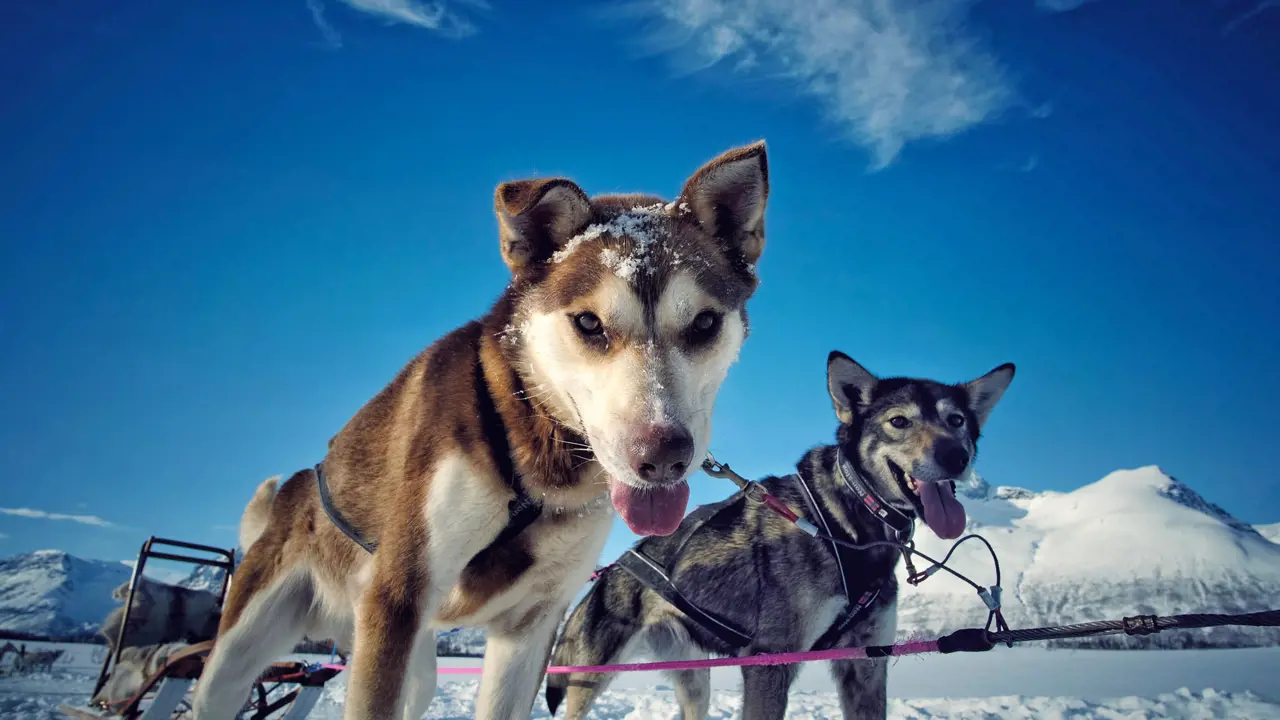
[
  {"xmin": 316, "ymin": 356, "xmax": 543, "ymax": 556},
  {"xmin": 615, "ymin": 496, "xmax": 754, "ymax": 648},
  {"xmin": 615, "ymin": 458, "xmax": 906, "ymax": 652},
  {"xmin": 791, "ymin": 466, "xmax": 887, "ymax": 651}
]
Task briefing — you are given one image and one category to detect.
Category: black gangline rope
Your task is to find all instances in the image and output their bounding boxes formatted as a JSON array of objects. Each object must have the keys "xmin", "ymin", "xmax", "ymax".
[{"xmin": 986, "ymin": 609, "xmax": 1280, "ymax": 644}]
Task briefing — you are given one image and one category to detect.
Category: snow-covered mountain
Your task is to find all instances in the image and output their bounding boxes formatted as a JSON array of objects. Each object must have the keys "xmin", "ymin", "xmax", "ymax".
[
  {"xmin": 175, "ymin": 550, "xmax": 242, "ymax": 594},
  {"xmin": 0, "ymin": 550, "xmax": 131, "ymax": 639},
  {"xmin": 895, "ymin": 466, "xmax": 1280, "ymax": 649},
  {"xmin": 437, "ymin": 627, "xmax": 487, "ymax": 656},
  {"xmin": 1257, "ymin": 523, "xmax": 1280, "ymax": 544}
]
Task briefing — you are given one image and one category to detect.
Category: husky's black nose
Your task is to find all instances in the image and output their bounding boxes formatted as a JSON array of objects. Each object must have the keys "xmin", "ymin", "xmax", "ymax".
[
  {"xmin": 631, "ymin": 424, "xmax": 694, "ymax": 483},
  {"xmin": 934, "ymin": 439, "xmax": 969, "ymax": 477}
]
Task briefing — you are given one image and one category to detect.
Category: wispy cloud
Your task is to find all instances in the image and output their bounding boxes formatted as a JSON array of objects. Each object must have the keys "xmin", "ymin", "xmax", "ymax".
[
  {"xmin": 0, "ymin": 532, "xmax": 8, "ymax": 540},
  {"xmin": 1223, "ymin": 0, "xmax": 1279, "ymax": 35},
  {"xmin": 1035, "ymin": 0, "xmax": 1099, "ymax": 11},
  {"xmin": 995, "ymin": 153, "xmax": 1039, "ymax": 173},
  {"xmin": 0, "ymin": 507, "xmax": 118, "ymax": 528},
  {"xmin": 308, "ymin": 0, "xmax": 344, "ymax": 49},
  {"xmin": 625, "ymin": 0, "xmax": 1019, "ymax": 170},
  {"xmin": 307, "ymin": 0, "xmax": 488, "ymax": 44}
]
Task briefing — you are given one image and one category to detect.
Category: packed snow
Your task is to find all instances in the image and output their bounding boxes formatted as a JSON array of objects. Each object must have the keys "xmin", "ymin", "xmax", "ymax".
[{"xmin": 3, "ymin": 641, "xmax": 1280, "ymax": 719}]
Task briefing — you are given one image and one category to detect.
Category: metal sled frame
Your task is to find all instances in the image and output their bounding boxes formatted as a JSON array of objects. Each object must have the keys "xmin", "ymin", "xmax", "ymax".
[
  {"xmin": 93, "ymin": 536, "xmax": 237, "ymax": 702},
  {"xmin": 64, "ymin": 535, "xmax": 341, "ymax": 719}
]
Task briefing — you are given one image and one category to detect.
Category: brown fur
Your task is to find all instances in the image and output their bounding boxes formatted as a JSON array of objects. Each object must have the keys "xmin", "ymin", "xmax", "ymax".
[{"xmin": 191, "ymin": 142, "xmax": 772, "ymax": 720}]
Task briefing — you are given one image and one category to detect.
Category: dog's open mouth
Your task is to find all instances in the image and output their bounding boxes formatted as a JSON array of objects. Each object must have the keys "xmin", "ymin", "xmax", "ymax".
[{"xmin": 889, "ymin": 461, "xmax": 967, "ymax": 540}]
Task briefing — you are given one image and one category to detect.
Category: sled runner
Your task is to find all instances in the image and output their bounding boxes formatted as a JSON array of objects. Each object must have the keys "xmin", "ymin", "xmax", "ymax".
[
  {"xmin": 58, "ymin": 640, "xmax": 340, "ymax": 720},
  {"xmin": 59, "ymin": 536, "xmax": 342, "ymax": 719}
]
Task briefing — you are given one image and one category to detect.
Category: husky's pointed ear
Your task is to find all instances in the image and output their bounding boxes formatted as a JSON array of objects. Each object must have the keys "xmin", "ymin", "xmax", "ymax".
[
  {"xmin": 964, "ymin": 363, "xmax": 1015, "ymax": 429},
  {"xmin": 680, "ymin": 141, "xmax": 770, "ymax": 264},
  {"xmin": 494, "ymin": 178, "xmax": 592, "ymax": 272},
  {"xmin": 827, "ymin": 350, "xmax": 877, "ymax": 425}
]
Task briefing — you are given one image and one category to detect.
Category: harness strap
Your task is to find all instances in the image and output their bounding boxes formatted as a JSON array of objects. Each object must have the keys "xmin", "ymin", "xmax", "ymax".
[
  {"xmin": 792, "ymin": 468, "xmax": 887, "ymax": 650},
  {"xmin": 315, "ymin": 461, "xmax": 375, "ymax": 554},
  {"xmin": 809, "ymin": 583, "xmax": 883, "ymax": 652},
  {"xmin": 792, "ymin": 471, "xmax": 851, "ymax": 601},
  {"xmin": 616, "ymin": 550, "xmax": 753, "ymax": 649},
  {"xmin": 316, "ymin": 352, "xmax": 543, "ymax": 556},
  {"xmin": 472, "ymin": 349, "xmax": 544, "ymax": 546},
  {"xmin": 614, "ymin": 495, "xmax": 753, "ymax": 649}
]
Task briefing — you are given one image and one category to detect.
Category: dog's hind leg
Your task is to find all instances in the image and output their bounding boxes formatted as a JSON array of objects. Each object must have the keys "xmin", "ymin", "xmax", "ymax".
[
  {"xmin": 189, "ymin": 553, "xmax": 314, "ymax": 719},
  {"xmin": 545, "ymin": 577, "xmax": 648, "ymax": 720},
  {"xmin": 671, "ymin": 668, "xmax": 711, "ymax": 720},
  {"xmin": 648, "ymin": 621, "xmax": 711, "ymax": 720},
  {"xmin": 740, "ymin": 664, "xmax": 797, "ymax": 720}
]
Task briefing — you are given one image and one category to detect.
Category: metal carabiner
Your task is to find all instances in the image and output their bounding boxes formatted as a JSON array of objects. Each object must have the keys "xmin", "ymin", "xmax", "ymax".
[{"xmin": 703, "ymin": 453, "xmax": 768, "ymax": 504}]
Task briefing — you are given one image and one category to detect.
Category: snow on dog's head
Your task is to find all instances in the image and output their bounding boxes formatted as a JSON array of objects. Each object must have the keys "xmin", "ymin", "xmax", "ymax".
[{"xmin": 495, "ymin": 142, "xmax": 769, "ymax": 536}]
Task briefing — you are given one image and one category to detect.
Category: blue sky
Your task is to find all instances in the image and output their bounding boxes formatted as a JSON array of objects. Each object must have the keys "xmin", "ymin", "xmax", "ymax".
[{"xmin": 1, "ymin": 0, "xmax": 1278, "ymax": 571}]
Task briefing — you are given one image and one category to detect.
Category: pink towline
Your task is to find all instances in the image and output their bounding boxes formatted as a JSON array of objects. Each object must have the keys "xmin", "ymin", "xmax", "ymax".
[{"xmin": 318, "ymin": 639, "xmax": 940, "ymax": 677}]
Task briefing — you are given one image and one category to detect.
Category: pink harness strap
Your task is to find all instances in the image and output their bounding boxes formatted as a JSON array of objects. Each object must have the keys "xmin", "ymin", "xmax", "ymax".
[{"xmin": 318, "ymin": 638, "xmax": 940, "ymax": 676}]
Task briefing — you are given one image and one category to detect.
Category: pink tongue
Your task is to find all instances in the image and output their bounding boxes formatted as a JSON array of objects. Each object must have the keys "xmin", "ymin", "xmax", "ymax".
[
  {"xmin": 610, "ymin": 481, "xmax": 690, "ymax": 536},
  {"xmin": 918, "ymin": 480, "xmax": 966, "ymax": 539}
]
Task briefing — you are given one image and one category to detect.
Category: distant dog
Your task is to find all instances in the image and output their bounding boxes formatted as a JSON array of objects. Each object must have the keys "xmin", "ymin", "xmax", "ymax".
[
  {"xmin": 191, "ymin": 143, "xmax": 773, "ymax": 720},
  {"xmin": 17, "ymin": 647, "xmax": 64, "ymax": 674},
  {"xmin": 99, "ymin": 577, "xmax": 221, "ymax": 653},
  {"xmin": 546, "ymin": 351, "xmax": 1015, "ymax": 720}
]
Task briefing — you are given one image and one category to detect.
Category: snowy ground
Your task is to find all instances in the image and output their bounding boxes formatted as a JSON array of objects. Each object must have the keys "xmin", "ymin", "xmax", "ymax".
[{"xmin": 3, "ymin": 642, "xmax": 1280, "ymax": 719}]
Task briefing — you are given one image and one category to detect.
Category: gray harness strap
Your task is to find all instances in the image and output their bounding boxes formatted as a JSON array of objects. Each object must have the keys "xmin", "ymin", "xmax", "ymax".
[
  {"xmin": 315, "ymin": 462, "xmax": 376, "ymax": 554},
  {"xmin": 791, "ymin": 469, "xmax": 885, "ymax": 650},
  {"xmin": 614, "ymin": 472, "xmax": 888, "ymax": 653},
  {"xmin": 614, "ymin": 495, "xmax": 753, "ymax": 649}
]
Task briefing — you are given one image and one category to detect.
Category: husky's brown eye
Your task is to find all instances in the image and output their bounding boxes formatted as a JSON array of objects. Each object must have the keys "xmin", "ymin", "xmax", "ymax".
[
  {"xmin": 947, "ymin": 413, "xmax": 966, "ymax": 428},
  {"xmin": 889, "ymin": 416, "xmax": 911, "ymax": 429},
  {"xmin": 685, "ymin": 310, "xmax": 722, "ymax": 346},
  {"xmin": 573, "ymin": 312, "xmax": 603, "ymax": 336}
]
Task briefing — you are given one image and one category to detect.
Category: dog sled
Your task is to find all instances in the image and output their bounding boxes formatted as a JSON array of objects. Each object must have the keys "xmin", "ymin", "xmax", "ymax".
[{"xmin": 58, "ymin": 536, "xmax": 342, "ymax": 720}]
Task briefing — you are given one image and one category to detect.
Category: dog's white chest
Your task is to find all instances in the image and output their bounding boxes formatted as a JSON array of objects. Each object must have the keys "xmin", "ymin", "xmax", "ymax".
[
  {"xmin": 432, "ymin": 506, "xmax": 614, "ymax": 629},
  {"xmin": 802, "ymin": 595, "xmax": 852, "ymax": 650}
]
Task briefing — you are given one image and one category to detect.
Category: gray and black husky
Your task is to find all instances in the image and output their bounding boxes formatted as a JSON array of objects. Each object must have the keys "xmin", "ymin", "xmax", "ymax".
[{"xmin": 545, "ymin": 351, "xmax": 1015, "ymax": 720}]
